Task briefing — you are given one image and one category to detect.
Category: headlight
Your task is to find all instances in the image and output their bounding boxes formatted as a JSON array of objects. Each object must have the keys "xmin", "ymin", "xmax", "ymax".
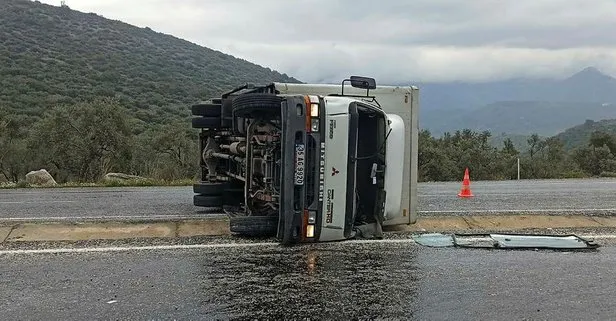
[
  {"xmin": 310, "ymin": 103, "xmax": 319, "ymax": 117},
  {"xmin": 306, "ymin": 224, "xmax": 315, "ymax": 238},
  {"xmin": 311, "ymin": 118, "xmax": 319, "ymax": 132}
]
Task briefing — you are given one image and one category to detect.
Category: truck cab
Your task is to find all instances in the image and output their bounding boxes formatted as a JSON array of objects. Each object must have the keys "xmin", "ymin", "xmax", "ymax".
[{"xmin": 190, "ymin": 76, "xmax": 419, "ymax": 245}]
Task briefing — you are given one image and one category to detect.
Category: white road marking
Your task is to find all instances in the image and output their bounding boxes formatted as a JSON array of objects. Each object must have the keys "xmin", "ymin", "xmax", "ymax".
[
  {"xmin": 0, "ymin": 242, "xmax": 279, "ymax": 255},
  {"xmin": 0, "ymin": 235, "xmax": 613, "ymax": 255},
  {"xmin": 418, "ymin": 192, "xmax": 605, "ymax": 196},
  {"xmin": 420, "ymin": 208, "xmax": 616, "ymax": 213},
  {"xmin": 0, "ymin": 214, "xmax": 226, "ymax": 221},
  {"xmin": 0, "ymin": 201, "xmax": 76, "ymax": 204},
  {"xmin": 420, "ymin": 180, "xmax": 616, "ymax": 186},
  {"xmin": 587, "ymin": 234, "xmax": 616, "ymax": 239}
]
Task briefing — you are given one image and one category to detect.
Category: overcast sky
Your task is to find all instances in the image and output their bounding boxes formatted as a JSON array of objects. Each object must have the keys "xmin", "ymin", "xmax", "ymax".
[{"xmin": 39, "ymin": 0, "xmax": 616, "ymax": 84}]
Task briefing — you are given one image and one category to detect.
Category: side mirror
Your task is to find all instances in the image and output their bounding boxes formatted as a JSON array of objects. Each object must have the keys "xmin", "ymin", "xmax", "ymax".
[
  {"xmin": 350, "ymin": 76, "xmax": 376, "ymax": 90},
  {"xmin": 341, "ymin": 76, "xmax": 377, "ymax": 96}
]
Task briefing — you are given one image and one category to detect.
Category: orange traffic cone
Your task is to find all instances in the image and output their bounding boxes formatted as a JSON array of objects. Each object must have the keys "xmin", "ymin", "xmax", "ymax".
[{"xmin": 457, "ymin": 168, "xmax": 474, "ymax": 198}]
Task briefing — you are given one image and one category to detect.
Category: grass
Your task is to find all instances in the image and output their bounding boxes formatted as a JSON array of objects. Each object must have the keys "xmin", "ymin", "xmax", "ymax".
[
  {"xmin": 600, "ymin": 171, "xmax": 616, "ymax": 178},
  {"xmin": 559, "ymin": 170, "xmax": 590, "ymax": 179},
  {"xmin": 0, "ymin": 178, "xmax": 194, "ymax": 189}
]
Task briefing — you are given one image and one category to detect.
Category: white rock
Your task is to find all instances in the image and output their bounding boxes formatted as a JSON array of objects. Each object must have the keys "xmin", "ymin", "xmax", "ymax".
[{"xmin": 25, "ymin": 169, "xmax": 57, "ymax": 186}]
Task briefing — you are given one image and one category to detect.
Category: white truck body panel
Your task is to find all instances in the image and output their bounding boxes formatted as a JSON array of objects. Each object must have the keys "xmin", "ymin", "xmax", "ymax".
[
  {"xmin": 384, "ymin": 114, "xmax": 405, "ymax": 221},
  {"xmin": 323, "ymin": 96, "xmax": 355, "ymax": 114},
  {"xmin": 274, "ymin": 83, "xmax": 419, "ymax": 226}
]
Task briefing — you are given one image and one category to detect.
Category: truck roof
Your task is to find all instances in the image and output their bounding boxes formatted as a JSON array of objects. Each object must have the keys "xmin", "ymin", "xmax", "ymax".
[{"xmin": 273, "ymin": 82, "xmax": 418, "ymax": 97}]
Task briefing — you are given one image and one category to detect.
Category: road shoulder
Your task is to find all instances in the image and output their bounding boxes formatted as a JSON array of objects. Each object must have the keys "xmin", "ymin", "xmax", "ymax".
[{"xmin": 2, "ymin": 214, "xmax": 616, "ymax": 245}]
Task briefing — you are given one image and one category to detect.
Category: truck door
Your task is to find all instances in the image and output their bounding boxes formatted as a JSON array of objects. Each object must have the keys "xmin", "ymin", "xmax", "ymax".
[{"xmin": 319, "ymin": 111, "xmax": 357, "ymax": 242}]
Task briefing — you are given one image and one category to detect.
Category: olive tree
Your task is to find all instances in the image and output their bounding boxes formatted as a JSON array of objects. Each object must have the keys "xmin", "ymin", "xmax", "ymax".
[{"xmin": 29, "ymin": 98, "xmax": 133, "ymax": 182}]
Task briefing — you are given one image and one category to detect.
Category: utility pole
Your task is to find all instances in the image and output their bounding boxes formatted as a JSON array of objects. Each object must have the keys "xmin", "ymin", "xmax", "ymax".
[{"xmin": 517, "ymin": 158, "xmax": 520, "ymax": 180}]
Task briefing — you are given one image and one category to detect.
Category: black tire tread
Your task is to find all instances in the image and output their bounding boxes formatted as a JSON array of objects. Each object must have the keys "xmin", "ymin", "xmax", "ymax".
[
  {"xmin": 191, "ymin": 117, "xmax": 221, "ymax": 129},
  {"xmin": 191, "ymin": 103, "xmax": 222, "ymax": 117},
  {"xmin": 193, "ymin": 195, "xmax": 223, "ymax": 207},
  {"xmin": 229, "ymin": 215, "xmax": 278, "ymax": 237},
  {"xmin": 232, "ymin": 93, "xmax": 282, "ymax": 118},
  {"xmin": 193, "ymin": 182, "xmax": 228, "ymax": 195}
]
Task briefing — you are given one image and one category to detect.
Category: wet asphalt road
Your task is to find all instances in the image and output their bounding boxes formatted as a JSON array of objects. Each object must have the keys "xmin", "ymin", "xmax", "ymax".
[
  {"xmin": 420, "ymin": 178, "xmax": 616, "ymax": 216},
  {"xmin": 1, "ymin": 239, "xmax": 614, "ymax": 320},
  {"xmin": 2, "ymin": 178, "xmax": 616, "ymax": 219},
  {"xmin": 0, "ymin": 186, "xmax": 196, "ymax": 219}
]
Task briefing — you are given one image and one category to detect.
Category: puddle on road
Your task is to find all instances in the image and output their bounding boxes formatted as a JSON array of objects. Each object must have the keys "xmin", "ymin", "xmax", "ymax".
[
  {"xmin": 198, "ymin": 241, "xmax": 422, "ymax": 320},
  {"xmin": 413, "ymin": 233, "xmax": 599, "ymax": 250}
]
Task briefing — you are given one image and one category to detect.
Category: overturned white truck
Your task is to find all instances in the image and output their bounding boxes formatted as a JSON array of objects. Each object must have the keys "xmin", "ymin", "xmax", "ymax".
[{"xmin": 191, "ymin": 77, "xmax": 419, "ymax": 244}]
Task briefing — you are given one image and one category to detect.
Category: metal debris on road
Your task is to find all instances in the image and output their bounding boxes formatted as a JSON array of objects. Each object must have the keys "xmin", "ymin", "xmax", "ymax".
[
  {"xmin": 411, "ymin": 233, "xmax": 455, "ymax": 247},
  {"xmin": 413, "ymin": 233, "xmax": 599, "ymax": 250}
]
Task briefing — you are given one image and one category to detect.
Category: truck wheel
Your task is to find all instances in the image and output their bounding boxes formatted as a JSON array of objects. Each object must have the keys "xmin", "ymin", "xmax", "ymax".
[
  {"xmin": 193, "ymin": 195, "xmax": 223, "ymax": 207},
  {"xmin": 191, "ymin": 103, "xmax": 221, "ymax": 117},
  {"xmin": 232, "ymin": 93, "xmax": 282, "ymax": 118},
  {"xmin": 191, "ymin": 117, "xmax": 220, "ymax": 129},
  {"xmin": 193, "ymin": 182, "xmax": 228, "ymax": 195},
  {"xmin": 229, "ymin": 215, "xmax": 278, "ymax": 237},
  {"xmin": 192, "ymin": 117, "xmax": 231, "ymax": 129}
]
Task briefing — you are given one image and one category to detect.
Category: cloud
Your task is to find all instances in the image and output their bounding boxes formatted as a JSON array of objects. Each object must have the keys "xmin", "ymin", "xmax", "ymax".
[
  {"xmin": 213, "ymin": 42, "xmax": 616, "ymax": 84},
  {"xmin": 37, "ymin": 0, "xmax": 616, "ymax": 83}
]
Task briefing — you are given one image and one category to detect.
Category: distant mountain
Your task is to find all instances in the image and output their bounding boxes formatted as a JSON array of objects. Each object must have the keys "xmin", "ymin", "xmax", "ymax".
[
  {"xmin": 417, "ymin": 67, "xmax": 616, "ymax": 136},
  {"xmin": 417, "ymin": 67, "xmax": 616, "ymax": 111},
  {"xmin": 424, "ymin": 101, "xmax": 616, "ymax": 137},
  {"xmin": 416, "ymin": 78, "xmax": 552, "ymax": 112},
  {"xmin": 558, "ymin": 67, "xmax": 616, "ymax": 102},
  {"xmin": 555, "ymin": 119, "xmax": 616, "ymax": 150}
]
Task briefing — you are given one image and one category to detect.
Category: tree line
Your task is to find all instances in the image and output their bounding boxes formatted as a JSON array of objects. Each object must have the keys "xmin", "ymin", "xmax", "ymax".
[
  {"xmin": 0, "ymin": 98, "xmax": 198, "ymax": 183},
  {"xmin": 2, "ymin": 99, "xmax": 616, "ymax": 184},
  {"xmin": 418, "ymin": 128, "xmax": 616, "ymax": 181}
]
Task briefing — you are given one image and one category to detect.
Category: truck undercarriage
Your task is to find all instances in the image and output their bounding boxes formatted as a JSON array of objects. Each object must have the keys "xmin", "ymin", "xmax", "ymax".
[{"xmin": 192, "ymin": 86, "xmax": 286, "ymax": 234}]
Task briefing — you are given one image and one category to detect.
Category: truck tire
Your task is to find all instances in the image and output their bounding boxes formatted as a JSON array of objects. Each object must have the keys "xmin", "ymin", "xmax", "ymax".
[
  {"xmin": 191, "ymin": 117, "xmax": 231, "ymax": 129},
  {"xmin": 191, "ymin": 103, "xmax": 221, "ymax": 117},
  {"xmin": 232, "ymin": 93, "xmax": 282, "ymax": 118},
  {"xmin": 193, "ymin": 182, "xmax": 228, "ymax": 195},
  {"xmin": 193, "ymin": 194, "xmax": 223, "ymax": 207},
  {"xmin": 229, "ymin": 215, "xmax": 278, "ymax": 237},
  {"xmin": 191, "ymin": 117, "xmax": 220, "ymax": 129}
]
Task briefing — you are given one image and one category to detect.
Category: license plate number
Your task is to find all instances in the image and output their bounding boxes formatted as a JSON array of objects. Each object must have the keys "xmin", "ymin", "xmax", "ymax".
[{"xmin": 294, "ymin": 144, "xmax": 305, "ymax": 185}]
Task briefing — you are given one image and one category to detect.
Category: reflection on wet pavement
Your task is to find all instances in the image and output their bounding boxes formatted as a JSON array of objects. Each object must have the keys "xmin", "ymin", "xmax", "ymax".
[
  {"xmin": 198, "ymin": 242, "xmax": 420, "ymax": 320},
  {"xmin": 3, "ymin": 240, "xmax": 613, "ymax": 320}
]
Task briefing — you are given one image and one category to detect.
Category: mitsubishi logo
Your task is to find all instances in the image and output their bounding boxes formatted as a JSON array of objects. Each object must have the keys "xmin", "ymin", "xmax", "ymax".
[{"xmin": 331, "ymin": 167, "xmax": 340, "ymax": 176}]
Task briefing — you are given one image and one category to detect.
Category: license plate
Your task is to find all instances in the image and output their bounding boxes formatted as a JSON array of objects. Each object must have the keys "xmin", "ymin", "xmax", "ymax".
[{"xmin": 294, "ymin": 144, "xmax": 305, "ymax": 185}]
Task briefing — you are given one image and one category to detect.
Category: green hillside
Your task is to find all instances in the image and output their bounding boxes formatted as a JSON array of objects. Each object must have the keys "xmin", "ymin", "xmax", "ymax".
[
  {"xmin": 1, "ymin": 0, "xmax": 299, "ymax": 125},
  {"xmin": 0, "ymin": 0, "xmax": 301, "ymax": 183},
  {"xmin": 555, "ymin": 119, "xmax": 616, "ymax": 150}
]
